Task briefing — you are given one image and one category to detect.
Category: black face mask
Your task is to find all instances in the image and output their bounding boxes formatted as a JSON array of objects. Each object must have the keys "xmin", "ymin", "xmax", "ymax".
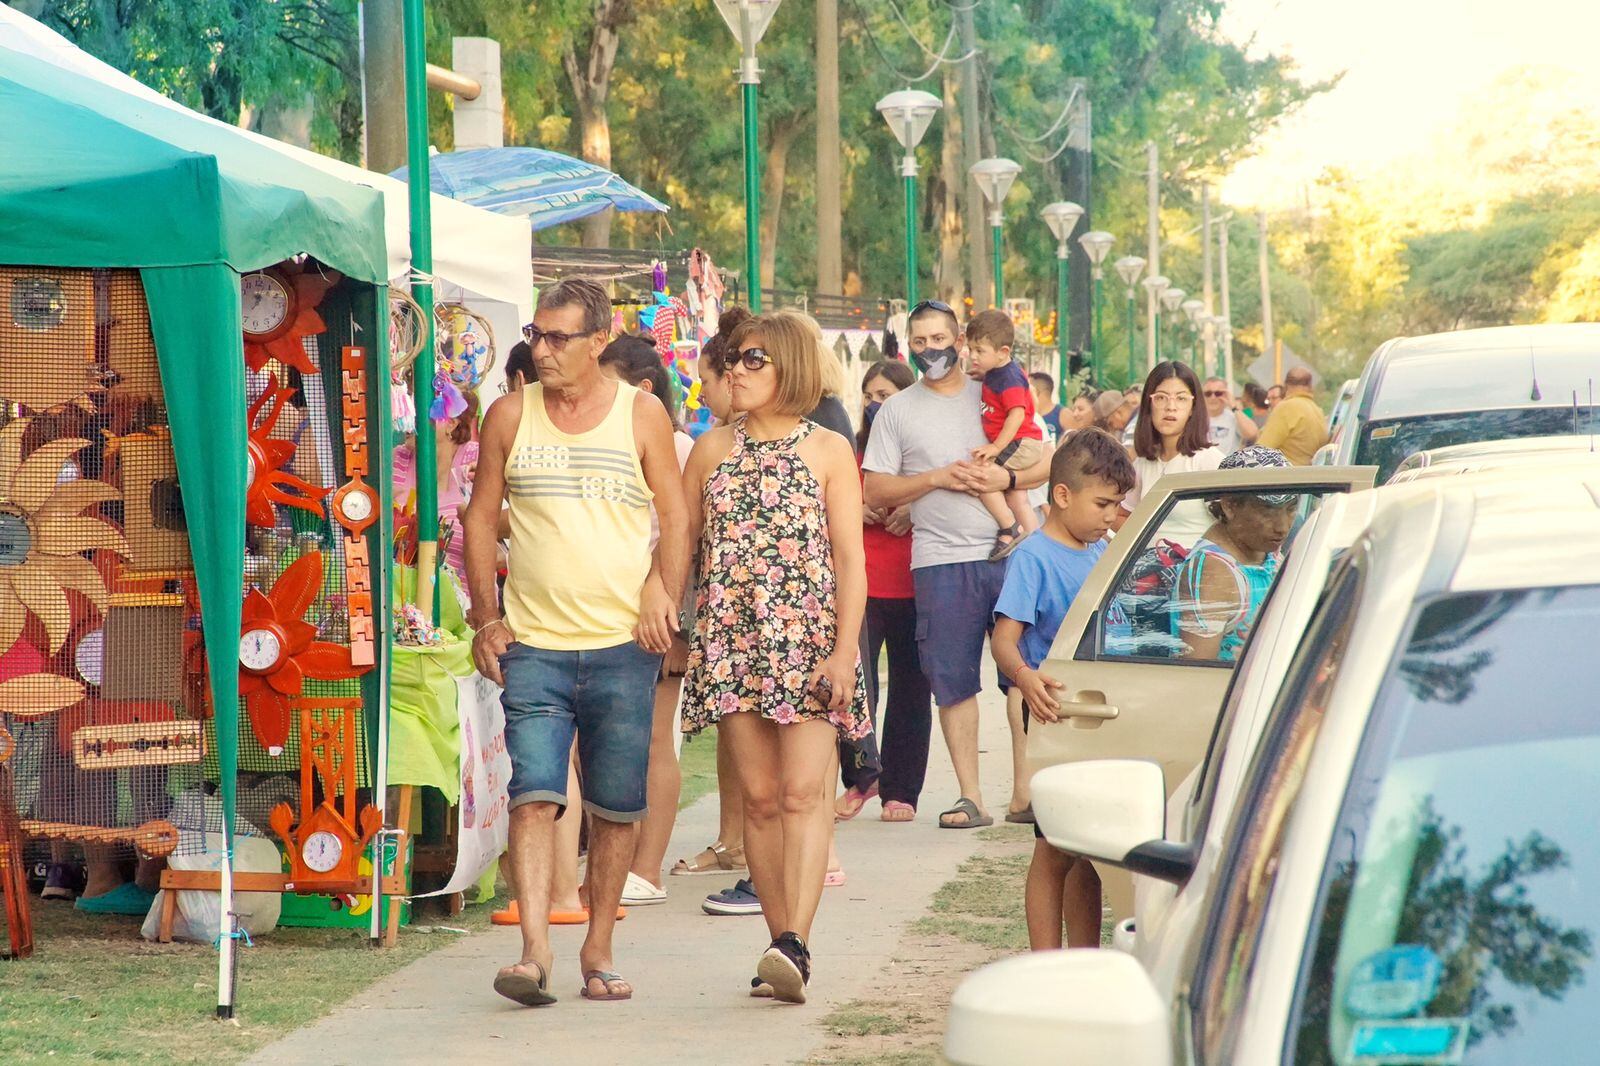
[
  {"xmin": 911, "ymin": 345, "xmax": 959, "ymax": 381},
  {"xmin": 864, "ymin": 399, "xmax": 883, "ymax": 427}
]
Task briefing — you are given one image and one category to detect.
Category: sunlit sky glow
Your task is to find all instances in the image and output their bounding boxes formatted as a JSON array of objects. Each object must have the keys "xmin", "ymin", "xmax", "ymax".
[{"xmin": 1218, "ymin": 0, "xmax": 1600, "ymax": 207}]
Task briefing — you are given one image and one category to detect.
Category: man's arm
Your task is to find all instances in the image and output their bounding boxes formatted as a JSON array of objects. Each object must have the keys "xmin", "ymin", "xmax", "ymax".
[
  {"xmin": 1234, "ymin": 407, "xmax": 1259, "ymax": 445},
  {"xmin": 863, "ymin": 466, "xmax": 960, "ymax": 510},
  {"xmin": 634, "ymin": 392, "xmax": 689, "ymax": 654},
  {"xmin": 463, "ymin": 393, "xmax": 520, "ymax": 682},
  {"xmin": 949, "ymin": 441, "xmax": 1052, "ymax": 496}
]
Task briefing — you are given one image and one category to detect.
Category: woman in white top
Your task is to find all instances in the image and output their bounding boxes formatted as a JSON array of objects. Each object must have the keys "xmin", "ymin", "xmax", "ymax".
[{"xmin": 1113, "ymin": 361, "xmax": 1223, "ymax": 543}]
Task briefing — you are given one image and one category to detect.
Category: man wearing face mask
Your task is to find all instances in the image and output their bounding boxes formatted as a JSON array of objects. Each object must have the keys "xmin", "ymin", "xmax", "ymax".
[{"xmin": 862, "ymin": 301, "xmax": 1051, "ymax": 829}]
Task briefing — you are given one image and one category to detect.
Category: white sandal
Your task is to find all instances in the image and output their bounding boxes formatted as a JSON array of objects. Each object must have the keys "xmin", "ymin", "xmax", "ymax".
[{"xmin": 621, "ymin": 871, "xmax": 668, "ymax": 906}]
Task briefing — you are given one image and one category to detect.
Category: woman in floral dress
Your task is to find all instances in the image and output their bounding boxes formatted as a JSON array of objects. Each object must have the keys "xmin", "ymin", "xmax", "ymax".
[{"xmin": 681, "ymin": 309, "xmax": 868, "ymax": 1004}]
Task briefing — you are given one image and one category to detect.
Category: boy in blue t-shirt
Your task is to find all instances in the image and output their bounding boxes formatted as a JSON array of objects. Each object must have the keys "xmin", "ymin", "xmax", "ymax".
[{"xmin": 991, "ymin": 427, "xmax": 1134, "ymax": 951}]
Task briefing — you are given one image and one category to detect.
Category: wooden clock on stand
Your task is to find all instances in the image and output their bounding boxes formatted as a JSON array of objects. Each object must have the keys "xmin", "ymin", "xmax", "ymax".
[{"xmin": 331, "ymin": 346, "xmax": 378, "ymax": 667}]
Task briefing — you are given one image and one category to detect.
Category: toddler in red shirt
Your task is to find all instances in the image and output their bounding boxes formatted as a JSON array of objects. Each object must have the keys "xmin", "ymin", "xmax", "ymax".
[{"xmin": 966, "ymin": 309, "xmax": 1045, "ymax": 560}]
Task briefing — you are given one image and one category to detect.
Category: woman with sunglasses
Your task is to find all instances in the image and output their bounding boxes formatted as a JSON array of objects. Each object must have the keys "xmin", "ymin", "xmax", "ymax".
[
  {"xmin": 681, "ymin": 309, "xmax": 870, "ymax": 1004},
  {"xmin": 1113, "ymin": 361, "xmax": 1222, "ymax": 539}
]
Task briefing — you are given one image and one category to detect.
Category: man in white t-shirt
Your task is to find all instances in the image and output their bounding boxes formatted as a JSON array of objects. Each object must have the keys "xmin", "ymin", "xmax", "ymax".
[{"xmin": 1203, "ymin": 377, "xmax": 1258, "ymax": 455}]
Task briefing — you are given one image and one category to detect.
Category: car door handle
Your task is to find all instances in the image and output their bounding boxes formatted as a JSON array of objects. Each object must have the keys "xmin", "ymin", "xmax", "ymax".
[{"xmin": 1061, "ymin": 691, "xmax": 1119, "ymax": 720}]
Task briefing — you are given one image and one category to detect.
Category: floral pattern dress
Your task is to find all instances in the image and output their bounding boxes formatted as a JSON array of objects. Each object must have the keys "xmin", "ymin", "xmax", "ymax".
[{"xmin": 682, "ymin": 420, "xmax": 869, "ymax": 738}]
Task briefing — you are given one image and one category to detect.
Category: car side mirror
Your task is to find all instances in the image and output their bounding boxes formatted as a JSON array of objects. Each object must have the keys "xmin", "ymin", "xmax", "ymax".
[
  {"xmin": 1033, "ymin": 760, "xmax": 1195, "ymax": 885},
  {"xmin": 945, "ymin": 949, "xmax": 1172, "ymax": 1066}
]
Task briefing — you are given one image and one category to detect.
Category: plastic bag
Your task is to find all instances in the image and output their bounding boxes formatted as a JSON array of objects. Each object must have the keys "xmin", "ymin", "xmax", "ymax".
[{"xmin": 141, "ymin": 832, "xmax": 283, "ymax": 943}]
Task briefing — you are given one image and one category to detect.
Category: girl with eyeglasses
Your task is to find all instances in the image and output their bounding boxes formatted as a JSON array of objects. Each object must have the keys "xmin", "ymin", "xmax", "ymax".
[
  {"xmin": 1114, "ymin": 361, "xmax": 1222, "ymax": 540},
  {"xmin": 680, "ymin": 309, "xmax": 869, "ymax": 1004}
]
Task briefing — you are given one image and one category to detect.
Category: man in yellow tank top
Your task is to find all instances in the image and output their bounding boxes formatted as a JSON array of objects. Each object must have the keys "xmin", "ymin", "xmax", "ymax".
[{"xmin": 463, "ymin": 278, "xmax": 689, "ymax": 1007}]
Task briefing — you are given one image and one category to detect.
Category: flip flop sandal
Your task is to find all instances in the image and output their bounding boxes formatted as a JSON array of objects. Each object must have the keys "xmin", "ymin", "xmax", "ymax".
[
  {"xmin": 670, "ymin": 841, "xmax": 746, "ymax": 876},
  {"xmin": 825, "ymin": 868, "xmax": 847, "ymax": 888},
  {"xmin": 580, "ymin": 970, "xmax": 633, "ymax": 1002},
  {"xmin": 880, "ymin": 801, "xmax": 915, "ymax": 823},
  {"xmin": 834, "ymin": 782, "xmax": 879, "ymax": 821},
  {"xmin": 939, "ymin": 797, "xmax": 994, "ymax": 829},
  {"xmin": 494, "ymin": 960, "xmax": 557, "ymax": 1007}
]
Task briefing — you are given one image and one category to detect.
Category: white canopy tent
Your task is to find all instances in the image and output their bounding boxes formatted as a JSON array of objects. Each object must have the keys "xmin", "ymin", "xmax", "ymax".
[{"xmin": 0, "ymin": 5, "xmax": 534, "ymax": 370}]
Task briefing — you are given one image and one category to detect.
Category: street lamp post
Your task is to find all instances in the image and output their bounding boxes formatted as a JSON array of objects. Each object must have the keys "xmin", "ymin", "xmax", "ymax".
[
  {"xmin": 1142, "ymin": 274, "xmax": 1169, "ymax": 365},
  {"xmin": 1041, "ymin": 201, "xmax": 1084, "ymax": 402},
  {"xmin": 1114, "ymin": 255, "xmax": 1145, "ymax": 387},
  {"xmin": 1181, "ymin": 298, "xmax": 1205, "ymax": 363},
  {"xmin": 970, "ymin": 157, "xmax": 1022, "ymax": 306},
  {"xmin": 714, "ymin": 0, "xmax": 785, "ymax": 312},
  {"xmin": 877, "ymin": 89, "xmax": 943, "ymax": 308},
  {"xmin": 1159, "ymin": 286, "xmax": 1186, "ymax": 364},
  {"xmin": 1078, "ymin": 230, "xmax": 1115, "ymax": 385}
]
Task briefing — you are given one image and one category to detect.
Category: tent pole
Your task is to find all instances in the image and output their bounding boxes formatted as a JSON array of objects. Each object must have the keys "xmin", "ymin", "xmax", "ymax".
[{"xmin": 401, "ymin": 0, "xmax": 438, "ymax": 627}]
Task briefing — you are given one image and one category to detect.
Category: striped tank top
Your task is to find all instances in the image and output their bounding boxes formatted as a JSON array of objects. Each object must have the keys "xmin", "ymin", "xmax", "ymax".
[{"xmin": 502, "ymin": 380, "xmax": 653, "ymax": 650}]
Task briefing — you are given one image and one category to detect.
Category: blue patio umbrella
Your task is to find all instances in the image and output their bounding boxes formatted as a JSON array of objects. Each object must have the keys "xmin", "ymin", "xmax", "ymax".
[{"xmin": 391, "ymin": 147, "xmax": 668, "ymax": 231}]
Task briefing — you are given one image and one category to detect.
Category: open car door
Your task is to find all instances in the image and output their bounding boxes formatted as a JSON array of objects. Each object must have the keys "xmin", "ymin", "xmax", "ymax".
[{"xmin": 1026, "ymin": 465, "xmax": 1374, "ymax": 914}]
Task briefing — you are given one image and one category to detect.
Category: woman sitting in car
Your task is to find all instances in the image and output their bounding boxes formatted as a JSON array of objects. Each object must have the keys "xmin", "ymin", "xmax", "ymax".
[{"xmin": 1171, "ymin": 447, "xmax": 1297, "ymax": 662}]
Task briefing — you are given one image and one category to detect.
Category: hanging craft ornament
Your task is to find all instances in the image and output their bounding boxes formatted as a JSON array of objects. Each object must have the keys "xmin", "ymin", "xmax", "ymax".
[
  {"xmin": 388, "ymin": 288, "xmax": 426, "ymax": 373},
  {"xmin": 434, "ymin": 303, "xmax": 496, "ymax": 391},
  {"xmin": 246, "ymin": 373, "xmax": 332, "ymax": 529},
  {"xmin": 241, "ymin": 262, "xmax": 338, "ymax": 375},
  {"xmin": 331, "ymin": 346, "xmax": 378, "ymax": 668},
  {"xmin": 238, "ymin": 551, "xmax": 369, "ymax": 756},
  {"xmin": 0, "ymin": 418, "xmax": 124, "ymax": 656}
]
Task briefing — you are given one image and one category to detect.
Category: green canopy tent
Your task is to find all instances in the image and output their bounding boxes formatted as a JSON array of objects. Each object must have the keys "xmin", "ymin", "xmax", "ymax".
[{"xmin": 0, "ymin": 51, "xmax": 392, "ymax": 1014}]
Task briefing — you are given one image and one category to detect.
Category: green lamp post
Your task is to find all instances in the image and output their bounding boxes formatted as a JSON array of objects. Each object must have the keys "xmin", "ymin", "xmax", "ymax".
[
  {"xmin": 876, "ymin": 89, "xmax": 943, "ymax": 308},
  {"xmin": 1160, "ymin": 285, "xmax": 1186, "ymax": 365},
  {"xmin": 1040, "ymin": 201, "xmax": 1084, "ymax": 403},
  {"xmin": 714, "ymin": 0, "xmax": 785, "ymax": 312},
  {"xmin": 970, "ymin": 157, "xmax": 1022, "ymax": 307},
  {"xmin": 1142, "ymin": 274, "xmax": 1170, "ymax": 367},
  {"xmin": 1181, "ymin": 298, "xmax": 1206, "ymax": 364},
  {"xmin": 1115, "ymin": 255, "xmax": 1146, "ymax": 387},
  {"xmin": 1078, "ymin": 230, "xmax": 1115, "ymax": 385}
]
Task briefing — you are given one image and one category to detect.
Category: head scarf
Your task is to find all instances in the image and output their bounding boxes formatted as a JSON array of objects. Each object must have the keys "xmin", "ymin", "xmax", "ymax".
[{"xmin": 1218, "ymin": 446, "xmax": 1294, "ymax": 507}]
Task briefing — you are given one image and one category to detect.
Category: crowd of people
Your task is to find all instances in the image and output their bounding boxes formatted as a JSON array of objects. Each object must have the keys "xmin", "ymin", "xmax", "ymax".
[{"xmin": 447, "ymin": 277, "xmax": 1331, "ymax": 1008}]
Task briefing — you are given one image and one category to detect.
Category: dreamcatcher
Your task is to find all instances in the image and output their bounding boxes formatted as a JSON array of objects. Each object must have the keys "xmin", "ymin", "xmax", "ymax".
[
  {"xmin": 431, "ymin": 303, "xmax": 495, "ymax": 423},
  {"xmin": 388, "ymin": 289, "xmax": 426, "ymax": 435}
]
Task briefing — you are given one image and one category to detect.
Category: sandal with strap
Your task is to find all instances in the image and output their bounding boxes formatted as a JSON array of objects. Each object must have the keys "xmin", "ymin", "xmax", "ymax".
[
  {"xmin": 670, "ymin": 841, "xmax": 746, "ymax": 877},
  {"xmin": 881, "ymin": 800, "xmax": 915, "ymax": 823},
  {"xmin": 989, "ymin": 524, "xmax": 1025, "ymax": 562},
  {"xmin": 834, "ymin": 782, "xmax": 879, "ymax": 821},
  {"xmin": 938, "ymin": 796, "xmax": 993, "ymax": 829}
]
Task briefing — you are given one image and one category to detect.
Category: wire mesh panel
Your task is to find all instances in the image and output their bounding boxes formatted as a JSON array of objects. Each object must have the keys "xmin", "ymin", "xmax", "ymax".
[{"xmin": 1, "ymin": 267, "xmax": 199, "ymax": 863}]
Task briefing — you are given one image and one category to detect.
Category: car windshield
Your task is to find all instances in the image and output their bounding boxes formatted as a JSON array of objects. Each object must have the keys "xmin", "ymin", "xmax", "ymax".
[
  {"xmin": 1357, "ymin": 407, "xmax": 1600, "ymax": 482},
  {"xmin": 1288, "ymin": 585, "xmax": 1600, "ymax": 1066}
]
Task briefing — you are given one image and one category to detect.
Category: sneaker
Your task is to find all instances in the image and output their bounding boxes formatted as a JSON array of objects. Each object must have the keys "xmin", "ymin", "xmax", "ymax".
[
  {"xmin": 757, "ymin": 931, "xmax": 811, "ymax": 1004},
  {"xmin": 40, "ymin": 863, "xmax": 84, "ymax": 901},
  {"xmin": 702, "ymin": 878, "xmax": 762, "ymax": 916}
]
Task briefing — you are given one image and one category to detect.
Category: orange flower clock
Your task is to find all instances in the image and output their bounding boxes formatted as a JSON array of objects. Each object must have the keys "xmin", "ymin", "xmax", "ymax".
[
  {"xmin": 240, "ymin": 263, "xmax": 338, "ymax": 375},
  {"xmin": 246, "ymin": 373, "xmax": 330, "ymax": 529},
  {"xmin": 238, "ymin": 552, "xmax": 368, "ymax": 756}
]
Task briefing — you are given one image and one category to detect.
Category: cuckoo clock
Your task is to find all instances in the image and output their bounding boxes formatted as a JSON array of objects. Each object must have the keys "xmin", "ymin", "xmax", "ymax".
[{"xmin": 269, "ymin": 698, "xmax": 381, "ymax": 893}]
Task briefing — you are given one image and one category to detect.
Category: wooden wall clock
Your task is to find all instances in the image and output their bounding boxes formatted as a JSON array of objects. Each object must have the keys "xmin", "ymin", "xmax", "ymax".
[
  {"xmin": 333, "ymin": 346, "xmax": 377, "ymax": 668},
  {"xmin": 269, "ymin": 698, "xmax": 380, "ymax": 894},
  {"xmin": 241, "ymin": 262, "xmax": 339, "ymax": 376}
]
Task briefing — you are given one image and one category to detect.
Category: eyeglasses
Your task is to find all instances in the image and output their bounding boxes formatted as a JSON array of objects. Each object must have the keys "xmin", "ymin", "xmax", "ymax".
[
  {"xmin": 1203, "ymin": 389, "xmax": 1229, "ymax": 398},
  {"xmin": 1149, "ymin": 392, "xmax": 1194, "ymax": 406},
  {"xmin": 521, "ymin": 325, "xmax": 596, "ymax": 350},
  {"xmin": 723, "ymin": 346, "xmax": 773, "ymax": 372}
]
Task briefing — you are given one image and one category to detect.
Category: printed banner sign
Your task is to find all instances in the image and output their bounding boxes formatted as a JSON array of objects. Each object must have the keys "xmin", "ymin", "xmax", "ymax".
[{"xmin": 410, "ymin": 674, "xmax": 512, "ymax": 898}]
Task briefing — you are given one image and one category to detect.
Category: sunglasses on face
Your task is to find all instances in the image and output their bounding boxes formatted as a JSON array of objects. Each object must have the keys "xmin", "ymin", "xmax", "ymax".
[
  {"xmin": 723, "ymin": 347, "xmax": 773, "ymax": 372},
  {"xmin": 910, "ymin": 299, "xmax": 955, "ymax": 316},
  {"xmin": 1204, "ymin": 389, "xmax": 1228, "ymax": 398},
  {"xmin": 521, "ymin": 325, "xmax": 595, "ymax": 350}
]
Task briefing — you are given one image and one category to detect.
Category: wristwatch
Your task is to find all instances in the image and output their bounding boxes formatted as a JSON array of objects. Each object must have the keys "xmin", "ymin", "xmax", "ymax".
[{"xmin": 334, "ymin": 345, "xmax": 377, "ymax": 668}]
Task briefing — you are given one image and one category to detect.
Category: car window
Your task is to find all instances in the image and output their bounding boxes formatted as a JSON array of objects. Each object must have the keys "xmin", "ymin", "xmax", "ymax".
[
  {"xmin": 1189, "ymin": 556, "xmax": 1363, "ymax": 1063},
  {"xmin": 1286, "ymin": 585, "xmax": 1600, "ymax": 1066},
  {"xmin": 1357, "ymin": 406, "xmax": 1600, "ymax": 482},
  {"xmin": 1095, "ymin": 488, "xmax": 1331, "ymax": 667},
  {"xmin": 1183, "ymin": 554, "xmax": 1359, "ymax": 843}
]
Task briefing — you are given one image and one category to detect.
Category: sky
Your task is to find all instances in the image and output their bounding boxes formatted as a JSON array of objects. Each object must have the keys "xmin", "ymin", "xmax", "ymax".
[{"xmin": 1217, "ymin": 0, "xmax": 1600, "ymax": 207}]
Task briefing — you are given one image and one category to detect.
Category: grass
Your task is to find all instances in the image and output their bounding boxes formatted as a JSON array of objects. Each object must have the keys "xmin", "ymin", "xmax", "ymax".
[
  {"xmin": 0, "ymin": 895, "xmax": 498, "ymax": 1064},
  {"xmin": 911, "ymin": 826, "xmax": 1033, "ymax": 953},
  {"xmin": 677, "ymin": 724, "xmax": 720, "ymax": 811}
]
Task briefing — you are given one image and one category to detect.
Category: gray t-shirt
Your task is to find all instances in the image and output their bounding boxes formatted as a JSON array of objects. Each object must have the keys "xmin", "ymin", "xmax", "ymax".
[{"xmin": 862, "ymin": 378, "xmax": 997, "ymax": 570}]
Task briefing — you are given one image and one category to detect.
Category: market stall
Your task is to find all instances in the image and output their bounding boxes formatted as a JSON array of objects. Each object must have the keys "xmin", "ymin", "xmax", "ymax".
[{"xmin": 0, "ymin": 49, "xmax": 393, "ymax": 1015}]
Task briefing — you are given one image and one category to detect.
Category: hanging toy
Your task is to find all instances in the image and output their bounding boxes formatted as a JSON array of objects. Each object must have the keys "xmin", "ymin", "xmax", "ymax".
[
  {"xmin": 430, "ymin": 370, "xmax": 468, "ymax": 422},
  {"xmin": 391, "ymin": 374, "xmax": 416, "ymax": 435}
]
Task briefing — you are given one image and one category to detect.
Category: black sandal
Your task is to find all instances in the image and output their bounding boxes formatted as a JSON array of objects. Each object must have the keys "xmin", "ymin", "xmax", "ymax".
[
  {"xmin": 989, "ymin": 524, "xmax": 1024, "ymax": 561},
  {"xmin": 757, "ymin": 931, "xmax": 811, "ymax": 1004}
]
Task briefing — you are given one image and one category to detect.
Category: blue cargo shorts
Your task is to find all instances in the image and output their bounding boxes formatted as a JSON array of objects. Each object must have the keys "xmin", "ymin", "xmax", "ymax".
[
  {"xmin": 499, "ymin": 639, "xmax": 662, "ymax": 822},
  {"xmin": 912, "ymin": 558, "xmax": 1009, "ymax": 708}
]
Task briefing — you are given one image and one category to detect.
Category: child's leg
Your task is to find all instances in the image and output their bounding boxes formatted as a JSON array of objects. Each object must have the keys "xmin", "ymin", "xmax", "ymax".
[
  {"xmin": 1005, "ymin": 488, "xmax": 1039, "ymax": 533},
  {"xmin": 1025, "ymin": 838, "xmax": 1074, "ymax": 950},
  {"xmin": 981, "ymin": 489, "xmax": 1015, "ymax": 530},
  {"xmin": 1005, "ymin": 688, "xmax": 1030, "ymax": 816},
  {"xmin": 1062, "ymin": 857, "xmax": 1104, "ymax": 948}
]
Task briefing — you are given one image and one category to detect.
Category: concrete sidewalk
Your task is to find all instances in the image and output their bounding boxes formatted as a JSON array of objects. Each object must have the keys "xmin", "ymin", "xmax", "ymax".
[{"xmin": 248, "ymin": 690, "xmax": 1018, "ymax": 1066}]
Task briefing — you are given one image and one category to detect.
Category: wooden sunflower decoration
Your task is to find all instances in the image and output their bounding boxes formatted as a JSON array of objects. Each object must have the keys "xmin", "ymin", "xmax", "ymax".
[
  {"xmin": 0, "ymin": 418, "xmax": 124, "ymax": 660},
  {"xmin": 247, "ymin": 374, "xmax": 331, "ymax": 529},
  {"xmin": 241, "ymin": 262, "xmax": 338, "ymax": 375},
  {"xmin": 239, "ymin": 552, "xmax": 368, "ymax": 756}
]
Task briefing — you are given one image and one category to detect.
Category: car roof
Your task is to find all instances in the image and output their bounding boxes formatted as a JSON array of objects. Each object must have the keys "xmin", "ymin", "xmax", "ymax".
[
  {"xmin": 1388, "ymin": 435, "xmax": 1600, "ymax": 482},
  {"xmin": 1364, "ymin": 324, "xmax": 1600, "ymax": 422},
  {"xmin": 1437, "ymin": 470, "xmax": 1600, "ymax": 591}
]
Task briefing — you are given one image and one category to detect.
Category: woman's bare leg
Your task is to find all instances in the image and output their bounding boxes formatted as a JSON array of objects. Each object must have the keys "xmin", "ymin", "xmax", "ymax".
[
  {"xmin": 776, "ymin": 719, "xmax": 841, "ymax": 942},
  {"xmin": 719, "ymin": 712, "xmax": 786, "ymax": 939},
  {"xmin": 630, "ymin": 674, "xmax": 684, "ymax": 887},
  {"xmin": 715, "ymin": 726, "xmax": 745, "ymax": 850}
]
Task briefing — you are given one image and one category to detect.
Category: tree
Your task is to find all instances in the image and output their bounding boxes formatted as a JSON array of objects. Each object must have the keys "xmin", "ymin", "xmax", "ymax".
[{"xmin": 562, "ymin": 0, "xmax": 636, "ymax": 247}]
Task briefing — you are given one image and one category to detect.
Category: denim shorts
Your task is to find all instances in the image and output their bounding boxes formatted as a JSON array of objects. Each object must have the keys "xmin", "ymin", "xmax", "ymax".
[
  {"xmin": 499, "ymin": 639, "xmax": 662, "ymax": 822},
  {"xmin": 912, "ymin": 559, "xmax": 1009, "ymax": 708}
]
